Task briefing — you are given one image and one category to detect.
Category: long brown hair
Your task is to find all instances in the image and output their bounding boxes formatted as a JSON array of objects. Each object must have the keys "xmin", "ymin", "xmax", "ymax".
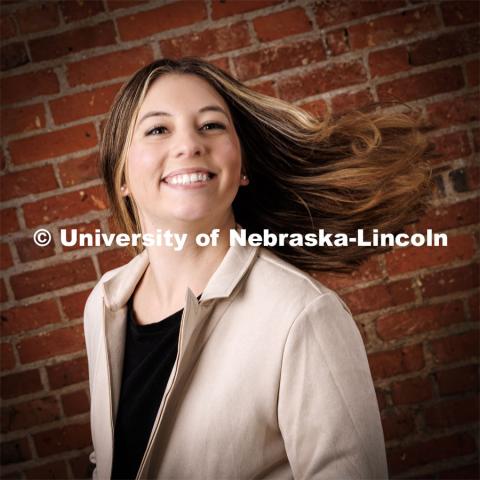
[{"xmin": 100, "ymin": 57, "xmax": 438, "ymax": 273}]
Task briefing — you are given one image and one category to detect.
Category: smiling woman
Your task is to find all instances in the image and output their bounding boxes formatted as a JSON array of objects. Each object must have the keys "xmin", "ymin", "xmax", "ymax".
[{"xmin": 83, "ymin": 57, "xmax": 436, "ymax": 480}]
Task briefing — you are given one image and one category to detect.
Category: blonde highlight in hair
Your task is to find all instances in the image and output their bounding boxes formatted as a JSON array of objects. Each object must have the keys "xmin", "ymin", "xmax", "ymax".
[{"xmin": 100, "ymin": 57, "xmax": 438, "ymax": 273}]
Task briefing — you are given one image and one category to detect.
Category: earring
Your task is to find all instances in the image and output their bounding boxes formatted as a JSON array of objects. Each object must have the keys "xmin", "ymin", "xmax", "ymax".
[{"xmin": 242, "ymin": 174, "xmax": 248, "ymax": 181}]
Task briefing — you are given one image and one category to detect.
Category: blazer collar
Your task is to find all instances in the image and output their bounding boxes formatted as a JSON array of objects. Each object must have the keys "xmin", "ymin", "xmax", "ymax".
[{"xmin": 102, "ymin": 225, "xmax": 259, "ymax": 311}]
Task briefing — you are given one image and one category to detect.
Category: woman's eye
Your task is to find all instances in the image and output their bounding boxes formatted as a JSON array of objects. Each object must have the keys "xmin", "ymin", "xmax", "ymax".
[
  {"xmin": 201, "ymin": 122, "xmax": 225, "ymax": 131},
  {"xmin": 146, "ymin": 122, "xmax": 225, "ymax": 136},
  {"xmin": 147, "ymin": 126, "xmax": 167, "ymax": 136}
]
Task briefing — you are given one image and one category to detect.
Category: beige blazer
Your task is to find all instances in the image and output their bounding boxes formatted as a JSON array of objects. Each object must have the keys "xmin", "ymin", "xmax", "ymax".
[{"xmin": 83, "ymin": 239, "xmax": 388, "ymax": 479}]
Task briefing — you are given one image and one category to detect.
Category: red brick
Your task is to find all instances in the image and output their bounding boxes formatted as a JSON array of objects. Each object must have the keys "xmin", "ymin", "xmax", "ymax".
[
  {"xmin": 67, "ymin": 45, "xmax": 154, "ymax": 87},
  {"xmin": 332, "ymin": 89, "xmax": 376, "ymax": 115},
  {"xmin": 0, "ymin": 279, "xmax": 8, "ymax": 303},
  {"xmin": 17, "ymin": 323, "xmax": 85, "ymax": 363},
  {"xmin": 387, "ymin": 432, "xmax": 476, "ymax": 475},
  {"xmin": 0, "ymin": 14, "xmax": 17, "ymax": 39},
  {"xmin": 25, "ymin": 460, "xmax": 68, "ymax": 480},
  {"xmin": 23, "ymin": 184, "xmax": 107, "ymax": 228},
  {"xmin": 0, "ymin": 343, "xmax": 15, "ymax": 371},
  {"xmin": 247, "ymin": 79, "xmax": 277, "ymax": 97},
  {"xmin": 0, "ymin": 165, "xmax": 58, "ymax": 201},
  {"xmin": 381, "ymin": 408, "xmax": 415, "ymax": 440},
  {"xmin": 50, "ymin": 83, "xmax": 121, "ymax": 124},
  {"xmin": 313, "ymin": 1, "xmax": 405, "ymax": 29},
  {"xmin": 278, "ymin": 60, "xmax": 367, "ymax": 102},
  {"xmin": 29, "ymin": 20, "xmax": 116, "ymax": 62},
  {"xmin": 391, "ymin": 376, "xmax": 433, "ymax": 405},
  {"xmin": 425, "ymin": 395, "xmax": 479, "ymax": 428},
  {"xmin": 60, "ymin": 289, "xmax": 91, "ymax": 320},
  {"xmin": 9, "ymin": 122, "xmax": 97, "ymax": 166},
  {"xmin": 296, "ymin": 98, "xmax": 328, "ymax": 119},
  {"xmin": 98, "ymin": 247, "xmax": 134, "ymax": 274},
  {"xmin": 384, "ymin": 234, "xmax": 476, "ymax": 275},
  {"xmin": 415, "ymin": 199, "xmax": 479, "ymax": 233},
  {"xmin": 0, "ymin": 369, "xmax": 43, "ymax": 399},
  {"xmin": 409, "ymin": 27, "xmax": 479, "ymax": 66},
  {"xmin": 0, "ymin": 103, "xmax": 46, "ymax": 137},
  {"xmin": 1, "ymin": 396, "xmax": 61, "ymax": 433},
  {"xmin": 0, "ymin": 68, "xmax": 59, "ymax": 106},
  {"xmin": 344, "ymin": 280, "xmax": 414, "ymax": 315},
  {"xmin": 69, "ymin": 452, "xmax": 94, "ymax": 480},
  {"xmin": 449, "ymin": 164, "xmax": 479, "ymax": 192},
  {"xmin": 430, "ymin": 330, "xmax": 479, "ymax": 364},
  {"xmin": 15, "ymin": 235, "xmax": 56, "ymax": 262},
  {"xmin": 0, "ymin": 437, "xmax": 31, "ymax": 465},
  {"xmin": 466, "ymin": 58, "xmax": 479, "ymax": 87},
  {"xmin": 0, "ymin": 208, "xmax": 19, "ymax": 234},
  {"xmin": 1, "ymin": 299, "xmax": 61, "ymax": 336},
  {"xmin": 324, "ymin": 28, "xmax": 350, "ymax": 56},
  {"xmin": 428, "ymin": 130, "xmax": 472, "ymax": 165},
  {"xmin": 58, "ymin": 152, "xmax": 100, "ymax": 187},
  {"xmin": 427, "ymin": 92, "xmax": 479, "ymax": 128},
  {"xmin": 16, "ymin": 2, "xmax": 59, "ymax": 34},
  {"xmin": 313, "ymin": 256, "xmax": 381, "ymax": 290},
  {"xmin": 253, "ymin": 7, "xmax": 312, "ymax": 42},
  {"xmin": 211, "ymin": 0, "xmax": 281, "ymax": 20},
  {"xmin": 47, "ymin": 356, "xmax": 88, "ymax": 390},
  {"xmin": 435, "ymin": 364, "xmax": 479, "ymax": 395},
  {"xmin": 377, "ymin": 66, "xmax": 464, "ymax": 103},
  {"xmin": 61, "ymin": 220, "xmax": 103, "ymax": 252},
  {"xmin": 376, "ymin": 388, "xmax": 388, "ymax": 411},
  {"xmin": 369, "ymin": 46, "xmax": 410, "ymax": 78},
  {"xmin": 472, "ymin": 127, "xmax": 480, "ymax": 152},
  {"xmin": 62, "ymin": 389, "xmax": 89, "ymax": 416},
  {"xmin": 234, "ymin": 38, "xmax": 326, "ymax": 82},
  {"xmin": 377, "ymin": 300, "xmax": 466, "ymax": 341},
  {"xmin": 160, "ymin": 22, "xmax": 251, "ymax": 59},
  {"xmin": 469, "ymin": 293, "xmax": 479, "ymax": 322},
  {"xmin": 117, "ymin": 2, "xmax": 206, "ymax": 41},
  {"xmin": 106, "ymin": 0, "xmax": 148, "ymax": 11},
  {"xmin": 368, "ymin": 343, "xmax": 424, "ymax": 380},
  {"xmin": 33, "ymin": 422, "xmax": 91, "ymax": 457},
  {"xmin": 208, "ymin": 56, "xmax": 232, "ymax": 74},
  {"xmin": 59, "ymin": 0, "xmax": 104, "ymax": 23},
  {"xmin": 1, "ymin": 41, "xmax": 28, "ymax": 71},
  {"xmin": 0, "ymin": 242, "xmax": 13, "ymax": 270},
  {"xmin": 351, "ymin": 5, "xmax": 440, "ymax": 48},
  {"xmin": 10, "ymin": 257, "xmax": 97, "ymax": 300},
  {"xmin": 420, "ymin": 263, "xmax": 479, "ymax": 299},
  {"xmin": 441, "ymin": 0, "xmax": 480, "ymax": 26}
]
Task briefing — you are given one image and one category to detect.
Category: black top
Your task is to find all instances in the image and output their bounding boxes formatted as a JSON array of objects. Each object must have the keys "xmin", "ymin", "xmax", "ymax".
[{"xmin": 110, "ymin": 297, "xmax": 187, "ymax": 480}]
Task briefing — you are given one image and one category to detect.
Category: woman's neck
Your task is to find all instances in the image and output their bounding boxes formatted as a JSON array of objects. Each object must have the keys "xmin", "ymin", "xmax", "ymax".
[{"xmin": 135, "ymin": 213, "xmax": 236, "ymax": 316}]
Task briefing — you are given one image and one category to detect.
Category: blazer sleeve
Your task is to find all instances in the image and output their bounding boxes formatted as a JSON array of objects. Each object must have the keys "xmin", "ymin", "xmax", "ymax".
[
  {"xmin": 277, "ymin": 292, "xmax": 388, "ymax": 480},
  {"xmin": 83, "ymin": 280, "xmax": 104, "ymax": 480}
]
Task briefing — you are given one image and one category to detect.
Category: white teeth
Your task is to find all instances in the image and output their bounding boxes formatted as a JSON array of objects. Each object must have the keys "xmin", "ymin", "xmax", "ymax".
[{"xmin": 167, "ymin": 172, "xmax": 211, "ymax": 185}]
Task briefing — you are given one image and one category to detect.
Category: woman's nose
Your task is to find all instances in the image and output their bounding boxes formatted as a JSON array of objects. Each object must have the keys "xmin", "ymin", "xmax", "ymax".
[{"xmin": 173, "ymin": 132, "xmax": 206, "ymax": 159}]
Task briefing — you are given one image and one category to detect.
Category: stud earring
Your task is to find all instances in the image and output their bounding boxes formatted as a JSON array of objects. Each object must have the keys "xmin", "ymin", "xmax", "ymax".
[{"xmin": 242, "ymin": 174, "xmax": 248, "ymax": 181}]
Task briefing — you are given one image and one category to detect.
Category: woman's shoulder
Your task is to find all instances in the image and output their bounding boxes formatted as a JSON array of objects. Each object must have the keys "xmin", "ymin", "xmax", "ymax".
[{"xmin": 250, "ymin": 247, "xmax": 353, "ymax": 317}]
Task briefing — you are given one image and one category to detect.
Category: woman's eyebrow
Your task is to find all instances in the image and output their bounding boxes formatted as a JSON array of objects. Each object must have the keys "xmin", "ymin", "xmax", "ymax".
[{"xmin": 138, "ymin": 105, "xmax": 228, "ymax": 125}]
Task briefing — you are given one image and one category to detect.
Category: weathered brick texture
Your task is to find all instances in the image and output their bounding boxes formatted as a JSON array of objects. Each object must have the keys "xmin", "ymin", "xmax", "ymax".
[{"xmin": 1, "ymin": 0, "xmax": 478, "ymax": 478}]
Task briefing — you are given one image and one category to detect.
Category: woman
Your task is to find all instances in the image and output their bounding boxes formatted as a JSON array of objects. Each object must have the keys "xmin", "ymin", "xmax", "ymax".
[{"xmin": 84, "ymin": 57, "xmax": 434, "ymax": 480}]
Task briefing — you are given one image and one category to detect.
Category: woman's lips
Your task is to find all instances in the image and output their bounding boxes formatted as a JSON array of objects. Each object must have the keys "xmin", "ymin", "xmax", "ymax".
[{"xmin": 162, "ymin": 173, "xmax": 216, "ymax": 189}]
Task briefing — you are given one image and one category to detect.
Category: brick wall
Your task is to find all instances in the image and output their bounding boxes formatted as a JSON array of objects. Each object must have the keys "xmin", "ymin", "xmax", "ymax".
[{"xmin": 0, "ymin": 0, "xmax": 478, "ymax": 478}]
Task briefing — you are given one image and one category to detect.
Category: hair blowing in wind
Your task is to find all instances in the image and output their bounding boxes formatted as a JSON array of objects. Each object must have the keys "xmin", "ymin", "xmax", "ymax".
[{"xmin": 100, "ymin": 57, "xmax": 439, "ymax": 273}]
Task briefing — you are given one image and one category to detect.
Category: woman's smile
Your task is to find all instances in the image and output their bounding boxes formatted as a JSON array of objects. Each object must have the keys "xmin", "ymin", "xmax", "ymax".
[{"xmin": 162, "ymin": 172, "xmax": 217, "ymax": 190}]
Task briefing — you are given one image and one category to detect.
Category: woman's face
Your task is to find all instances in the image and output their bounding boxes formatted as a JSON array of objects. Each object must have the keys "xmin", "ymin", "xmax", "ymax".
[{"xmin": 124, "ymin": 73, "xmax": 246, "ymax": 230}]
